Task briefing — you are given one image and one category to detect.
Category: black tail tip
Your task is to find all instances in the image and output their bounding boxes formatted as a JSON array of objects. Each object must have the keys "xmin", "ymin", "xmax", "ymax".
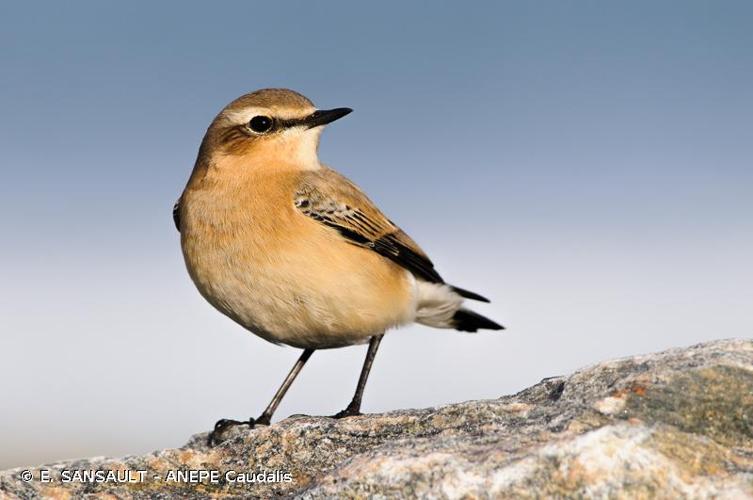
[
  {"xmin": 450, "ymin": 285, "xmax": 491, "ymax": 303},
  {"xmin": 452, "ymin": 309, "xmax": 505, "ymax": 332}
]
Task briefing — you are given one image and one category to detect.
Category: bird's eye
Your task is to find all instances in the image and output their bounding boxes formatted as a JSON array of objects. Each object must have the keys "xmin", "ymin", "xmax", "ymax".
[{"xmin": 249, "ymin": 115, "xmax": 273, "ymax": 133}]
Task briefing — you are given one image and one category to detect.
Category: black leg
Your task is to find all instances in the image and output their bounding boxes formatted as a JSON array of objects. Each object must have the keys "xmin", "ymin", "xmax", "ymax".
[
  {"xmin": 208, "ymin": 348, "xmax": 314, "ymax": 446},
  {"xmin": 256, "ymin": 348, "xmax": 314, "ymax": 425},
  {"xmin": 333, "ymin": 334, "xmax": 384, "ymax": 419}
]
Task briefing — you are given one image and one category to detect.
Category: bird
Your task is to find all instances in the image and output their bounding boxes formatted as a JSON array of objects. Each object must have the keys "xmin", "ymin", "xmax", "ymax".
[{"xmin": 173, "ymin": 88, "xmax": 503, "ymax": 445}]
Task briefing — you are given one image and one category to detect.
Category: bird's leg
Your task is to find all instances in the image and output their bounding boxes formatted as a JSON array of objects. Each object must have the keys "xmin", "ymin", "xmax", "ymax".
[
  {"xmin": 255, "ymin": 348, "xmax": 314, "ymax": 425},
  {"xmin": 208, "ymin": 348, "xmax": 314, "ymax": 446},
  {"xmin": 333, "ymin": 334, "xmax": 384, "ymax": 419}
]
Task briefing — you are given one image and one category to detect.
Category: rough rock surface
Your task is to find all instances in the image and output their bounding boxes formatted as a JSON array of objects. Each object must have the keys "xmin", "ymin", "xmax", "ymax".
[{"xmin": 2, "ymin": 339, "xmax": 752, "ymax": 499}]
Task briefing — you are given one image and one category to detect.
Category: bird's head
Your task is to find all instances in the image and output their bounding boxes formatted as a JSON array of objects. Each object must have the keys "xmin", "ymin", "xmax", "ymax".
[{"xmin": 198, "ymin": 88, "xmax": 352, "ymax": 172}]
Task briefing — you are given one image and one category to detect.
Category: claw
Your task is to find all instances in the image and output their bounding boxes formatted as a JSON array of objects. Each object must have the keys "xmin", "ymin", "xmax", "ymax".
[
  {"xmin": 207, "ymin": 417, "xmax": 256, "ymax": 447},
  {"xmin": 331, "ymin": 405, "xmax": 362, "ymax": 419}
]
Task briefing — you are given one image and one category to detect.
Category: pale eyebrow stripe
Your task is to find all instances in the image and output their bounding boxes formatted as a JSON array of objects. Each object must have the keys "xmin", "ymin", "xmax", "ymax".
[{"xmin": 223, "ymin": 107, "xmax": 314, "ymax": 125}]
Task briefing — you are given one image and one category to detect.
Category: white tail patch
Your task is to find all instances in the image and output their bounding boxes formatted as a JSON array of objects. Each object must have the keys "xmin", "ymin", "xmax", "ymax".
[{"xmin": 413, "ymin": 280, "xmax": 463, "ymax": 329}]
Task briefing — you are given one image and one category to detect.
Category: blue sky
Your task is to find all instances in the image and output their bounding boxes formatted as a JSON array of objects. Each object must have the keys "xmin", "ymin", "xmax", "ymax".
[{"xmin": 1, "ymin": 1, "xmax": 752, "ymax": 468}]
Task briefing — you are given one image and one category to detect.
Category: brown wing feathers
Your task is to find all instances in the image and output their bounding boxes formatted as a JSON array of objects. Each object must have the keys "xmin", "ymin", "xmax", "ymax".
[
  {"xmin": 295, "ymin": 168, "xmax": 446, "ymax": 284},
  {"xmin": 294, "ymin": 168, "xmax": 490, "ymax": 304}
]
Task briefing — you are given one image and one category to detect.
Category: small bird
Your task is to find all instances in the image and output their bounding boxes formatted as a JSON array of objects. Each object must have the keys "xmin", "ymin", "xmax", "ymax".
[{"xmin": 174, "ymin": 88, "xmax": 503, "ymax": 445}]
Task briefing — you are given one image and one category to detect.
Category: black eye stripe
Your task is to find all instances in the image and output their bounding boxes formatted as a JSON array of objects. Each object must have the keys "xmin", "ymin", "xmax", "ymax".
[
  {"xmin": 249, "ymin": 115, "xmax": 273, "ymax": 133},
  {"xmin": 246, "ymin": 112, "xmax": 325, "ymax": 132},
  {"xmin": 277, "ymin": 117, "xmax": 302, "ymax": 128}
]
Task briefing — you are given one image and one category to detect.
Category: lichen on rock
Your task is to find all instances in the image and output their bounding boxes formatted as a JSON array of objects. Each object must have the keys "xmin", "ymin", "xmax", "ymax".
[{"xmin": 2, "ymin": 339, "xmax": 752, "ymax": 498}]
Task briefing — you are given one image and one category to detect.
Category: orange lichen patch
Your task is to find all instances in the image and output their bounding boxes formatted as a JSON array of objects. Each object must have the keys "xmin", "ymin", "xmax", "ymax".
[
  {"xmin": 631, "ymin": 385, "xmax": 647, "ymax": 396},
  {"xmin": 610, "ymin": 382, "xmax": 649, "ymax": 399}
]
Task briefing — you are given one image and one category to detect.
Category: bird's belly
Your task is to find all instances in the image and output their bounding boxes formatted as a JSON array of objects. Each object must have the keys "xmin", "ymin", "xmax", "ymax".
[{"xmin": 181, "ymin": 224, "xmax": 415, "ymax": 349}]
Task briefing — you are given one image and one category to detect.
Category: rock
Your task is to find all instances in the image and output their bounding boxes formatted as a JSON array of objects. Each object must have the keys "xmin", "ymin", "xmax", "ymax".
[{"xmin": 2, "ymin": 339, "xmax": 752, "ymax": 499}]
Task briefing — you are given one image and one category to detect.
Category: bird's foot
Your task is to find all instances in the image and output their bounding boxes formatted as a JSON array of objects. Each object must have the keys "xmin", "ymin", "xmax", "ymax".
[
  {"xmin": 331, "ymin": 404, "xmax": 362, "ymax": 419},
  {"xmin": 207, "ymin": 416, "xmax": 269, "ymax": 446}
]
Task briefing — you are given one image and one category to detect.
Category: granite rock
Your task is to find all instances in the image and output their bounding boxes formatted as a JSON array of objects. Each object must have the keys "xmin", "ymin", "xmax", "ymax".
[{"xmin": 2, "ymin": 339, "xmax": 752, "ymax": 499}]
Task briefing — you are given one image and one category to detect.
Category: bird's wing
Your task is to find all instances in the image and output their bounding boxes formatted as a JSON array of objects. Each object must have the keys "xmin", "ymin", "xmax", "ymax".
[
  {"xmin": 295, "ymin": 167, "xmax": 444, "ymax": 284},
  {"xmin": 173, "ymin": 197, "xmax": 181, "ymax": 232}
]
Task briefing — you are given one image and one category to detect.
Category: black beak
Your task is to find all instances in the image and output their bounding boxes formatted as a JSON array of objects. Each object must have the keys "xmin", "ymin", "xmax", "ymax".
[{"xmin": 303, "ymin": 107, "xmax": 353, "ymax": 129}]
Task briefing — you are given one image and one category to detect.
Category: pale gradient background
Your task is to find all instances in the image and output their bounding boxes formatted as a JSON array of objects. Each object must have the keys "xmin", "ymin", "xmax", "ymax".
[{"xmin": 2, "ymin": 1, "xmax": 752, "ymax": 469}]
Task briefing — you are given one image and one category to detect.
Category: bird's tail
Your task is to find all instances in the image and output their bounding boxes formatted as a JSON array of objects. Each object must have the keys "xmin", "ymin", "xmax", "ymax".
[
  {"xmin": 413, "ymin": 281, "xmax": 504, "ymax": 332},
  {"xmin": 452, "ymin": 308, "xmax": 504, "ymax": 332}
]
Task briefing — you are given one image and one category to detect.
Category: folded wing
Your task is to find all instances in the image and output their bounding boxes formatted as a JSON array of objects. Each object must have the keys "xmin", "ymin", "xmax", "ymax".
[{"xmin": 295, "ymin": 167, "xmax": 444, "ymax": 284}]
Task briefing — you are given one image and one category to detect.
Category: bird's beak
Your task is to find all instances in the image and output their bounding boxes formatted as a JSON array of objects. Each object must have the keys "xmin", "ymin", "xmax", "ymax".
[{"xmin": 304, "ymin": 108, "xmax": 353, "ymax": 129}]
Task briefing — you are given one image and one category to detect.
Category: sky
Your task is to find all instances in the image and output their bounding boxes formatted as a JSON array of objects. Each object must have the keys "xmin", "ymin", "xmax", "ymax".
[{"xmin": 1, "ymin": 1, "xmax": 752, "ymax": 469}]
